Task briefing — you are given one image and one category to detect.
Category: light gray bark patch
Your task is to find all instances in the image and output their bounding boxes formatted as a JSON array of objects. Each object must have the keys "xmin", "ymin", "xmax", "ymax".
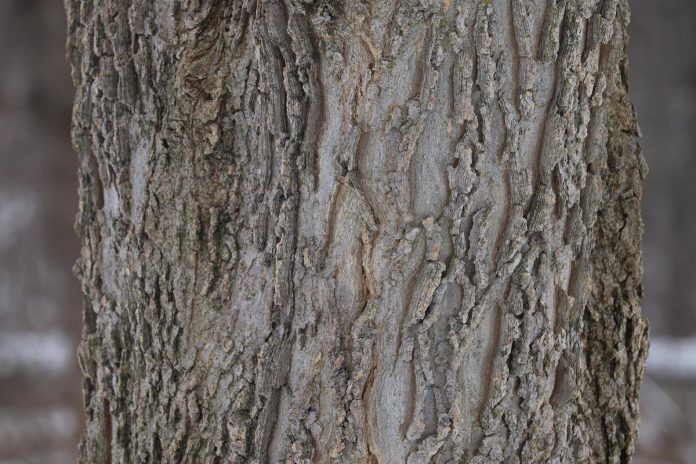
[{"xmin": 128, "ymin": 129, "xmax": 150, "ymax": 229}]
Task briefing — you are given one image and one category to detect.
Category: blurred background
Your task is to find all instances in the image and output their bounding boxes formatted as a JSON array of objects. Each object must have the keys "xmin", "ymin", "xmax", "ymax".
[{"xmin": 0, "ymin": 1, "xmax": 693, "ymax": 463}]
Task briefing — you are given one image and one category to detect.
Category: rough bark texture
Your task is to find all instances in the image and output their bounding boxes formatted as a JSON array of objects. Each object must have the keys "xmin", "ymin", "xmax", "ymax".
[{"xmin": 66, "ymin": 0, "xmax": 648, "ymax": 462}]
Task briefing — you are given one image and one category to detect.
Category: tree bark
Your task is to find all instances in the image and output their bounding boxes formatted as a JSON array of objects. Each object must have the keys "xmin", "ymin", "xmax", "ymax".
[{"xmin": 66, "ymin": 0, "xmax": 648, "ymax": 462}]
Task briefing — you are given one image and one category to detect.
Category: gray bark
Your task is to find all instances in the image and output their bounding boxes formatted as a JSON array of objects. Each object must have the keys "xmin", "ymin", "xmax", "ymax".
[{"xmin": 66, "ymin": 0, "xmax": 647, "ymax": 462}]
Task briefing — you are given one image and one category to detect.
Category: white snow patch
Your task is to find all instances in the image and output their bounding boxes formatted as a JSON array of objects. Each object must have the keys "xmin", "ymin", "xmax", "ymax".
[
  {"xmin": 0, "ymin": 406, "xmax": 78, "ymax": 447},
  {"xmin": 0, "ymin": 188, "xmax": 38, "ymax": 250},
  {"xmin": 647, "ymin": 336, "xmax": 696, "ymax": 380},
  {"xmin": 0, "ymin": 331, "xmax": 72, "ymax": 377}
]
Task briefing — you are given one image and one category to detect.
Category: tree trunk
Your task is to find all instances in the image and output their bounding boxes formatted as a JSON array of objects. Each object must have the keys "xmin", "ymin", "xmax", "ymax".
[{"xmin": 66, "ymin": 0, "xmax": 648, "ymax": 462}]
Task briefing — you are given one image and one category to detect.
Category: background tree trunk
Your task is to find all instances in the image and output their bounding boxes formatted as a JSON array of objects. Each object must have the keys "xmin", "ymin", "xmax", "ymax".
[{"xmin": 66, "ymin": 0, "xmax": 647, "ymax": 462}]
